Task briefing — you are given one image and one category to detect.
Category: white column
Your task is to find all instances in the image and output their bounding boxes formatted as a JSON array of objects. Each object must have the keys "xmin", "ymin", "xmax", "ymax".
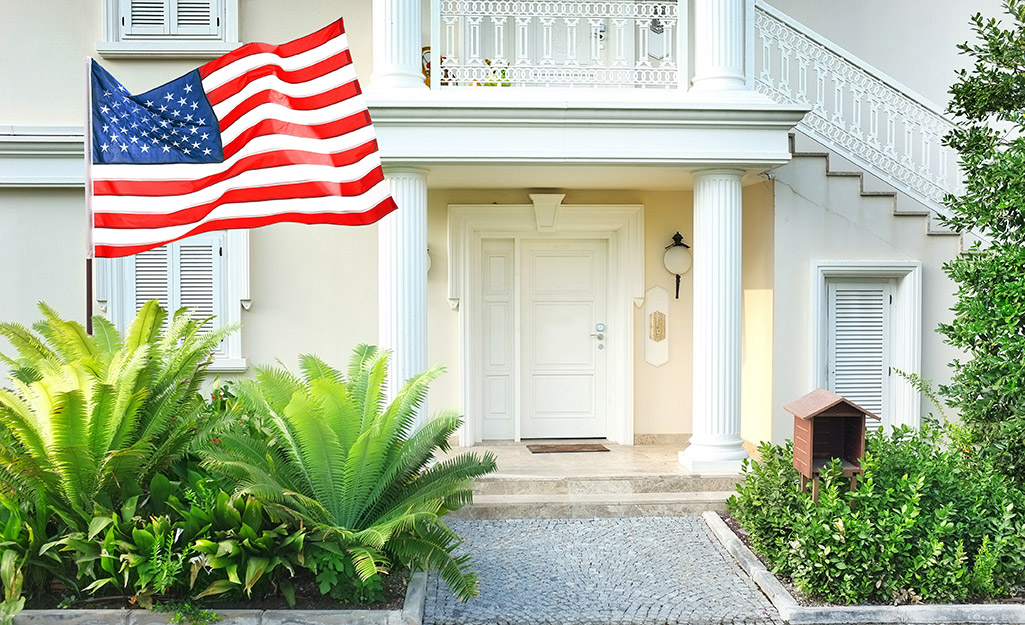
[
  {"xmin": 691, "ymin": 0, "xmax": 747, "ymax": 91},
  {"xmin": 378, "ymin": 168, "xmax": 429, "ymax": 424},
  {"xmin": 680, "ymin": 169, "xmax": 749, "ymax": 473},
  {"xmin": 371, "ymin": 0, "xmax": 427, "ymax": 89}
]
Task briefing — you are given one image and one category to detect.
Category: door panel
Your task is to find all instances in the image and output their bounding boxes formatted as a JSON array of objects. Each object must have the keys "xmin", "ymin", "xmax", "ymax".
[{"xmin": 521, "ymin": 239, "xmax": 608, "ymax": 438}]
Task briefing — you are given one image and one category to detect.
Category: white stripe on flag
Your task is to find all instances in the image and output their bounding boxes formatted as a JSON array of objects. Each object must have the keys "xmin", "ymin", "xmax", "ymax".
[
  {"xmin": 94, "ymin": 156, "xmax": 384, "ymax": 213},
  {"xmin": 217, "ymin": 96, "xmax": 369, "ymax": 145},
  {"xmin": 211, "ymin": 65, "xmax": 358, "ymax": 119},
  {"xmin": 201, "ymin": 33, "xmax": 350, "ymax": 92},
  {"xmin": 92, "ymin": 127, "xmax": 379, "ymax": 181},
  {"xmin": 95, "ymin": 181, "xmax": 394, "ymax": 246}
]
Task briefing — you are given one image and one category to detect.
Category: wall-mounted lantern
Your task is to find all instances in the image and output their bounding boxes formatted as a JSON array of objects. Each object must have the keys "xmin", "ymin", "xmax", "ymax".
[{"xmin": 663, "ymin": 232, "xmax": 692, "ymax": 299}]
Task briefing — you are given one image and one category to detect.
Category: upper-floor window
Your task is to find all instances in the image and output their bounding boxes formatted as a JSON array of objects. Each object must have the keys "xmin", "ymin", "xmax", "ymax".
[
  {"xmin": 97, "ymin": 230, "xmax": 249, "ymax": 372},
  {"xmin": 98, "ymin": 0, "xmax": 241, "ymax": 59}
]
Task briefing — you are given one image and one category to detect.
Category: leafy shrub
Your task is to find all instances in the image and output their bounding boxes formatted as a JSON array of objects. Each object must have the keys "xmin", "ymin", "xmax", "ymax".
[
  {"xmin": 201, "ymin": 346, "xmax": 498, "ymax": 601},
  {"xmin": 727, "ymin": 440, "xmax": 802, "ymax": 572},
  {"xmin": 0, "ymin": 302, "xmax": 236, "ymax": 527},
  {"xmin": 728, "ymin": 426, "xmax": 1025, "ymax": 604}
]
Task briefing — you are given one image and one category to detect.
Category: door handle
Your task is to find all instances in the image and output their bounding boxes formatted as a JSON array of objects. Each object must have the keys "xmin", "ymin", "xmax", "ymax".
[{"xmin": 590, "ymin": 333, "xmax": 604, "ymax": 340}]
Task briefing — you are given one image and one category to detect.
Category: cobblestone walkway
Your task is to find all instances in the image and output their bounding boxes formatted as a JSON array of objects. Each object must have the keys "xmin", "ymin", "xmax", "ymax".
[{"xmin": 425, "ymin": 517, "xmax": 780, "ymax": 625}]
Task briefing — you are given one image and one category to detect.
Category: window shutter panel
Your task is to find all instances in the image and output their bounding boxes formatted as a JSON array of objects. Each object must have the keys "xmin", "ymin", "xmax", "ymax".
[
  {"xmin": 121, "ymin": 0, "xmax": 171, "ymax": 36},
  {"xmin": 172, "ymin": 0, "xmax": 221, "ymax": 36},
  {"xmin": 134, "ymin": 245, "xmax": 170, "ymax": 313},
  {"xmin": 175, "ymin": 235, "xmax": 221, "ymax": 331},
  {"xmin": 827, "ymin": 281, "xmax": 892, "ymax": 430}
]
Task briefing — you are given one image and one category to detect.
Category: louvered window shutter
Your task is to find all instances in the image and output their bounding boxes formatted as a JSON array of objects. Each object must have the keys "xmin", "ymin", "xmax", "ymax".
[
  {"xmin": 827, "ymin": 280, "xmax": 893, "ymax": 430},
  {"xmin": 173, "ymin": 0, "xmax": 220, "ymax": 36},
  {"xmin": 120, "ymin": 0, "xmax": 170, "ymax": 37},
  {"xmin": 134, "ymin": 245, "xmax": 170, "ymax": 315},
  {"xmin": 175, "ymin": 235, "xmax": 221, "ymax": 331},
  {"xmin": 119, "ymin": 0, "xmax": 221, "ymax": 38}
]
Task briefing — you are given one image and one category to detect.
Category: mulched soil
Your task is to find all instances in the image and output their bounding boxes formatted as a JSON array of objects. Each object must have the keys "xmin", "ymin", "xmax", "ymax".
[
  {"xmin": 25, "ymin": 569, "xmax": 408, "ymax": 612},
  {"xmin": 718, "ymin": 511, "xmax": 1025, "ymax": 607}
]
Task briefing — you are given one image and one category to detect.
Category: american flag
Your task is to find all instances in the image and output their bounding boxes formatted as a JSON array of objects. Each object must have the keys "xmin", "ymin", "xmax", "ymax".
[{"xmin": 89, "ymin": 20, "xmax": 397, "ymax": 258}]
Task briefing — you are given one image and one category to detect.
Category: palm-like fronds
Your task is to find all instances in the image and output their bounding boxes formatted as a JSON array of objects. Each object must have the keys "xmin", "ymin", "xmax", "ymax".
[
  {"xmin": 202, "ymin": 346, "xmax": 497, "ymax": 600},
  {"xmin": 0, "ymin": 301, "xmax": 238, "ymax": 527}
]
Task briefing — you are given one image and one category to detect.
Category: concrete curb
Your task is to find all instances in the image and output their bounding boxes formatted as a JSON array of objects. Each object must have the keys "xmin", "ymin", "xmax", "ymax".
[
  {"xmin": 12, "ymin": 570, "xmax": 428, "ymax": 625},
  {"xmin": 702, "ymin": 510, "xmax": 1025, "ymax": 624}
]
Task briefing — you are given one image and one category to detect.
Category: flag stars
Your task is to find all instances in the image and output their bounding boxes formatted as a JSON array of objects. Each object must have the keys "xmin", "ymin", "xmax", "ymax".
[
  {"xmin": 145, "ymin": 100, "xmax": 154, "ymax": 107},
  {"xmin": 178, "ymin": 97, "xmax": 187, "ymax": 106},
  {"xmin": 99, "ymin": 105, "xmax": 110, "ymax": 114},
  {"xmin": 100, "ymin": 143, "xmax": 109, "ymax": 152},
  {"xmin": 190, "ymin": 101, "xmax": 199, "ymax": 110},
  {"xmin": 159, "ymin": 105, "xmax": 168, "ymax": 113},
  {"xmin": 164, "ymin": 92, "xmax": 174, "ymax": 101},
  {"xmin": 200, "ymin": 132, "xmax": 209, "ymax": 140},
  {"xmin": 185, "ymin": 114, "xmax": 193, "ymax": 122},
  {"xmin": 183, "ymin": 148, "xmax": 191, "ymax": 154},
  {"xmin": 120, "ymin": 144, "xmax": 129, "ymax": 152},
  {"xmin": 190, "ymin": 127, "xmax": 198, "ymax": 135},
  {"xmin": 103, "ymin": 90, "xmax": 112, "ymax": 97},
  {"xmin": 162, "ymin": 145, "xmax": 171, "ymax": 153},
  {"xmin": 192, "ymin": 141, "xmax": 200, "ymax": 148},
  {"xmin": 102, "ymin": 124, "xmax": 109, "ymax": 132},
  {"xmin": 172, "ymin": 110, "xmax": 180, "ymax": 117},
  {"xmin": 140, "ymin": 145, "xmax": 149, "ymax": 153},
  {"xmin": 183, "ymin": 84, "xmax": 193, "ymax": 93},
  {"xmin": 202, "ymin": 148, "xmax": 211, "ymax": 156}
]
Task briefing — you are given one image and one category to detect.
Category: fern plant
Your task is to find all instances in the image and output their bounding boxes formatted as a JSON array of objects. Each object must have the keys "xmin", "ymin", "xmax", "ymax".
[
  {"xmin": 0, "ymin": 301, "xmax": 236, "ymax": 527},
  {"xmin": 201, "ymin": 346, "xmax": 497, "ymax": 601}
]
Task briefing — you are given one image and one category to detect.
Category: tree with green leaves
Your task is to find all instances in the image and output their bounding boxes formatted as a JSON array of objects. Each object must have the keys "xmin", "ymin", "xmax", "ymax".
[{"xmin": 940, "ymin": 0, "xmax": 1025, "ymax": 482}]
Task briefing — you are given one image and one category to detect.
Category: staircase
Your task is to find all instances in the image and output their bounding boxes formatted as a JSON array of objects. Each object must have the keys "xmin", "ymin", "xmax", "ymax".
[{"xmin": 785, "ymin": 132, "xmax": 962, "ymax": 243}]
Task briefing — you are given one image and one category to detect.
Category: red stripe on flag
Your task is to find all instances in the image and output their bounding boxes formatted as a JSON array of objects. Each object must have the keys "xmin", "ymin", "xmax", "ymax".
[
  {"xmin": 199, "ymin": 20, "xmax": 345, "ymax": 79},
  {"xmin": 94, "ymin": 197, "xmax": 398, "ymax": 258},
  {"xmin": 95, "ymin": 169, "xmax": 386, "ymax": 229},
  {"xmin": 221, "ymin": 109, "xmax": 371, "ymax": 159},
  {"xmin": 94, "ymin": 140, "xmax": 380, "ymax": 197},
  {"xmin": 217, "ymin": 81, "xmax": 362, "ymax": 133},
  {"xmin": 205, "ymin": 51, "xmax": 353, "ymax": 107}
]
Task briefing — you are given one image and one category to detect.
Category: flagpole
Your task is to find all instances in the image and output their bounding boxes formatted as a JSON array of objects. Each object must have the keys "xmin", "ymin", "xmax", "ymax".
[{"xmin": 84, "ymin": 57, "xmax": 94, "ymax": 335}]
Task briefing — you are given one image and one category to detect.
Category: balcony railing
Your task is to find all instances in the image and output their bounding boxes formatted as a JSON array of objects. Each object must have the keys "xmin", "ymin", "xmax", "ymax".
[{"xmin": 432, "ymin": 0, "xmax": 681, "ymax": 89}]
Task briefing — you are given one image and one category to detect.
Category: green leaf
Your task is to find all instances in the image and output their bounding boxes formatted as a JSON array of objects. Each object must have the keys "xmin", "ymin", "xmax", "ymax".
[{"xmin": 195, "ymin": 579, "xmax": 238, "ymax": 598}]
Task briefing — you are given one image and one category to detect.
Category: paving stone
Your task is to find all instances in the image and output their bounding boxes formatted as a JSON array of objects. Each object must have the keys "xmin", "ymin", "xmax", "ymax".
[{"xmin": 424, "ymin": 516, "xmax": 780, "ymax": 625}]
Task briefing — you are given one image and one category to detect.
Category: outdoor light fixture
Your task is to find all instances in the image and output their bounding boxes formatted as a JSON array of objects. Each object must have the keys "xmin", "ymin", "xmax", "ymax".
[{"xmin": 663, "ymin": 231, "xmax": 692, "ymax": 299}]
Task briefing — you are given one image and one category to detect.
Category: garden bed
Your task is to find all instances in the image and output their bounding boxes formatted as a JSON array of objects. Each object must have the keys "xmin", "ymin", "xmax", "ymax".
[
  {"xmin": 10, "ymin": 571, "xmax": 426, "ymax": 625},
  {"xmin": 705, "ymin": 512, "xmax": 1025, "ymax": 624}
]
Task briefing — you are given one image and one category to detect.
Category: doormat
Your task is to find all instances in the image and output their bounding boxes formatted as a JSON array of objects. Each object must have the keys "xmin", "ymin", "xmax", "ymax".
[{"xmin": 526, "ymin": 443, "xmax": 610, "ymax": 454}]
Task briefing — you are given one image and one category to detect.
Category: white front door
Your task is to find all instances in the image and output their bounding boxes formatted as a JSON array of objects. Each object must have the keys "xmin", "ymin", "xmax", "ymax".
[{"xmin": 520, "ymin": 239, "xmax": 608, "ymax": 438}]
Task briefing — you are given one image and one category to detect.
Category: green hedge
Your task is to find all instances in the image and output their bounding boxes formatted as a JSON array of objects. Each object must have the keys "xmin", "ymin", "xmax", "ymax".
[{"xmin": 728, "ymin": 426, "xmax": 1025, "ymax": 604}]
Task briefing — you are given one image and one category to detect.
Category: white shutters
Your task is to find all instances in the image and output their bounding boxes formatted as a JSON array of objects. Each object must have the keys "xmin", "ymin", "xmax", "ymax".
[
  {"xmin": 119, "ymin": 0, "xmax": 222, "ymax": 38},
  {"xmin": 130, "ymin": 233, "xmax": 223, "ymax": 331},
  {"xmin": 826, "ymin": 279, "xmax": 894, "ymax": 429}
]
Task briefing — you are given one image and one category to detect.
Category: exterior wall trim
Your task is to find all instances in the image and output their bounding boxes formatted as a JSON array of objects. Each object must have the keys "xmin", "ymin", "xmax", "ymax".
[
  {"xmin": 811, "ymin": 260, "xmax": 923, "ymax": 429},
  {"xmin": 448, "ymin": 201, "xmax": 644, "ymax": 446}
]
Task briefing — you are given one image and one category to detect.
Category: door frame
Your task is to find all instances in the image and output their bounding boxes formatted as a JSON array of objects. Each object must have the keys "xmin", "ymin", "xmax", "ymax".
[
  {"xmin": 448, "ymin": 196, "xmax": 644, "ymax": 446},
  {"xmin": 811, "ymin": 260, "xmax": 922, "ymax": 430}
]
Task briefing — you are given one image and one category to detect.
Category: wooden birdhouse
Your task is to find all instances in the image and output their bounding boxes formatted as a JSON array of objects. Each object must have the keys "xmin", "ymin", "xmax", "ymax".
[{"xmin": 784, "ymin": 388, "xmax": 880, "ymax": 499}]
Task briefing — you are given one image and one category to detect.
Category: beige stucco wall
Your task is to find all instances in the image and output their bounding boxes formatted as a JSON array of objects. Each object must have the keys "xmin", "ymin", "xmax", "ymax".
[
  {"xmin": 763, "ymin": 0, "xmax": 1003, "ymax": 109},
  {"xmin": 0, "ymin": 0, "xmax": 374, "ymax": 126},
  {"xmin": 0, "ymin": 189, "xmax": 88, "ymax": 333},
  {"xmin": 770, "ymin": 159, "xmax": 963, "ymax": 444}
]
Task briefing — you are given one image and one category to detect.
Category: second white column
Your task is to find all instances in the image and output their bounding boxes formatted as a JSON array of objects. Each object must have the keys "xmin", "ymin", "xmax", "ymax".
[{"xmin": 680, "ymin": 169, "xmax": 749, "ymax": 472}]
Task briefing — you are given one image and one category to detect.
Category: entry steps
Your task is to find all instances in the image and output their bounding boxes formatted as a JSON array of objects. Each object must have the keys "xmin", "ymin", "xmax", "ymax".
[{"xmin": 452, "ymin": 473, "xmax": 740, "ymax": 519}]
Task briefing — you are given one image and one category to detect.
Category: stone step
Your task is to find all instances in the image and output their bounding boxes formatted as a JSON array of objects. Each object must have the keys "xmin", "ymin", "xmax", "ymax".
[
  {"xmin": 471, "ymin": 473, "xmax": 740, "ymax": 496},
  {"xmin": 452, "ymin": 491, "xmax": 732, "ymax": 519}
]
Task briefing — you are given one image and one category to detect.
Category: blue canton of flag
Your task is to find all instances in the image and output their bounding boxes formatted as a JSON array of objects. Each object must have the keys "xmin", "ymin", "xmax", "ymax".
[{"xmin": 91, "ymin": 62, "xmax": 224, "ymax": 164}]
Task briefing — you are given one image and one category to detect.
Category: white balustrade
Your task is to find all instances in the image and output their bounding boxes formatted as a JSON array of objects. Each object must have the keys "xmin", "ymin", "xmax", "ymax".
[
  {"xmin": 754, "ymin": 1, "xmax": 961, "ymax": 212},
  {"xmin": 437, "ymin": 1, "xmax": 679, "ymax": 88}
]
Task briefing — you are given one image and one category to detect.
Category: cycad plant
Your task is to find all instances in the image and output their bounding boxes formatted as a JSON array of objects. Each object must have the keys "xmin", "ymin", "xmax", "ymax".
[
  {"xmin": 202, "ymin": 346, "xmax": 497, "ymax": 600},
  {"xmin": 0, "ymin": 301, "xmax": 236, "ymax": 527}
]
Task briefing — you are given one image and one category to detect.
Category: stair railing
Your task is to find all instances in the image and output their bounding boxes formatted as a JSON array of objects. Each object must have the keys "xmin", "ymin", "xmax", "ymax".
[{"xmin": 754, "ymin": 1, "xmax": 961, "ymax": 215}]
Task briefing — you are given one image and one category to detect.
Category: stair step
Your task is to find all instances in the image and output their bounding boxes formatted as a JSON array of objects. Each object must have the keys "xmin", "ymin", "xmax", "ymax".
[
  {"xmin": 452, "ymin": 491, "xmax": 732, "ymax": 519},
  {"xmin": 472, "ymin": 474, "xmax": 740, "ymax": 496}
]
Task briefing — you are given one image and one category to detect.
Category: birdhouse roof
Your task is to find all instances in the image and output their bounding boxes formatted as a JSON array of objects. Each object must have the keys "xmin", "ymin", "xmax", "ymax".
[{"xmin": 784, "ymin": 388, "xmax": 881, "ymax": 421}]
